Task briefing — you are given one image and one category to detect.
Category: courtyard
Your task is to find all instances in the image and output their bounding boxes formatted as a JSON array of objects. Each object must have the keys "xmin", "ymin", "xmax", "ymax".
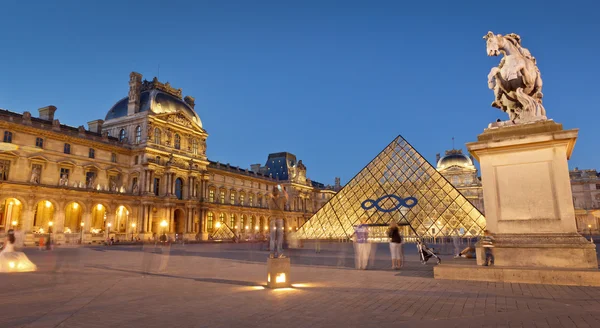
[{"xmin": 1, "ymin": 242, "xmax": 599, "ymax": 328}]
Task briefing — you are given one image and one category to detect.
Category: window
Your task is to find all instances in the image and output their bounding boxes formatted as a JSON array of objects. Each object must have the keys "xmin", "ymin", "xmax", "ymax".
[
  {"xmin": 85, "ymin": 171, "xmax": 96, "ymax": 188},
  {"xmin": 239, "ymin": 193, "xmax": 245, "ymax": 206},
  {"xmin": 60, "ymin": 168, "xmax": 70, "ymax": 180},
  {"xmin": 134, "ymin": 156, "xmax": 139, "ymax": 165},
  {"xmin": 111, "ymin": 153, "xmax": 117, "ymax": 163},
  {"xmin": 154, "ymin": 128, "xmax": 161, "ymax": 144},
  {"xmin": 258, "ymin": 196, "xmax": 262, "ymax": 207},
  {"xmin": 192, "ymin": 139, "xmax": 198, "ymax": 155},
  {"xmin": 174, "ymin": 134, "xmax": 181, "ymax": 150},
  {"xmin": 219, "ymin": 190, "xmax": 225, "ymax": 204},
  {"xmin": 219, "ymin": 213, "xmax": 225, "ymax": 223},
  {"xmin": 30, "ymin": 164, "xmax": 42, "ymax": 183},
  {"xmin": 230, "ymin": 214, "xmax": 235, "ymax": 228},
  {"xmin": 135, "ymin": 126, "xmax": 141, "ymax": 144},
  {"xmin": 175, "ymin": 178, "xmax": 183, "ymax": 200},
  {"xmin": 0, "ymin": 160, "xmax": 9, "ymax": 180},
  {"xmin": 209, "ymin": 189, "xmax": 215, "ymax": 202},
  {"xmin": 35, "ymin": 137, "xmax": 44, "ymax": 148},
  {"xmin": 207, "ymin": 212, "xmax": 214, "ymax": 232},
  {"xmin": 154, "ymin": 178, "xmax": 160, "ymax": 196},
  {"xmin": 3, "ymin": 131, "xmax": 12, "ymax": 143},
  {"xmin": 119, "ymin": 129, "xmax": 126, "ymax": 142},
  {"xmin": 230, "ymin": 191, "xmax": 236, "ymax": 205},
  {"xmin": 88, "ymin": 148, "xmax": 95, "ymax": 159},
  {"xmin": 249, "ymin": 194, "xmax": 254, "ymax": 207},
  {"xmin": 240, "ymin": 215, "xmax": 246, "ymax": 231},
  {"xmin": 155, "ymin": 156, "xmax": 161, "ymax": 164},
  {"xmin": 596, "ymin": 184, "xmax": 600, "ymax": 190},
  {"xmin": 63, "ymin": 143, "xmax": 71, "ymax": 154},
  {"xmin": 132, "ymin": 177, "xmax": 138, "ymax": 193}
]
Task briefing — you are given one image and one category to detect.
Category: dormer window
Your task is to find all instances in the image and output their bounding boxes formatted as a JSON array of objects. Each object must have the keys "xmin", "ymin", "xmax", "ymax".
[
  {"xmin": 119, "ymin": 129, "xmax": 126, "ymax": 142},
  {"xmin": 3, "ymin": 131, "xmax": 13, "ymax": 143},
  {"xmin": 89, "ymin": 148, "xmax": 95, "ymax": 159},
  {"xmin": 154, "ymin": 128, "xmax": 161, "ymax": 144},
  {"xmin": 135, "ymin": 126, "xmax": 141, "ymax": 144},
  {"xmin": 35, "ymin": 137, "xmax": 44, "ymax": 148},
  {"xmin": 174, "ymin": 134, "xmax": 181, "ymax": 150}
]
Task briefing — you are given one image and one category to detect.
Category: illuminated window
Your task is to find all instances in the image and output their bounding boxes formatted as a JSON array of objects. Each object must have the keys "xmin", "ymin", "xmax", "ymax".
[
  {"xmin": 249, "ymin": 194, "xmax": 254, "ymax": 207},
  {"xmin": 239, "ymin": 193, "xmax": 245, "ymax": 206},
  {"xmin": 230, "ymin": 214, "xmax": 235, "ymax": 228},
  {"xmin": 219, "ymin": 190, "xmax": 225, "ymax": 204},
  {"xmin": 230, "ymin": 191, "xmax": 236, "ymax": 205},
  {"xmin": 63, "ymin": 143, "xmax": 71, "ymax": 154},
  {"xmin": 154, "ymin": 128, "xmax": 161, "ymax": 144},
  {"xmin": 35, "ymin": 137, "xmax": 44, "ymax": 148},
  {"xmin": 154, "ymin": 178, "xmax": 160, "ymax": 196},
  {"xmin": 88, "ymin": 148, "xmax": 95, "ymax": 159},
  {"xmin": 209, "ymin": 189, "xmax": 215, "ymax": 202},
  {"xmin": 3, "ymin": 131, "xmax": 12, "ymax": 143},
  {"xmin": 174, "ymin": 134, "xmax": 181, "ymax": 150},
  {"xmin": 60, "ymin": 167, "xmax": 70, "ymax": 180},
  {"xmin": 207, "ymin": 212, "xmax": 214, "ymax": 232},
  {"xmin": 119, "ymin": 129, "xmax": 126, "ymax": 142},
  {"xmin": 135, "ymin": 126, "xmax": 141, "ymax": 144},
  {"xmin": 219, "ymin": 213, "xmax": 225, "ymax": 223},
  {"xmin": 240, "ymin": 215, "xmax": 246, "ymax": 231}
]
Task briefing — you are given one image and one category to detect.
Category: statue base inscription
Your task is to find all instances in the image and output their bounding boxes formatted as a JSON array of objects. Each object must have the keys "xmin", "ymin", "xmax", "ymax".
[
  {"xmin": 267, "ymin": 257, "xmax": 291, "ymax": 289},
  {"xmin": 466, "ymin": 120, "xmax": 598, "ymax": 270}
]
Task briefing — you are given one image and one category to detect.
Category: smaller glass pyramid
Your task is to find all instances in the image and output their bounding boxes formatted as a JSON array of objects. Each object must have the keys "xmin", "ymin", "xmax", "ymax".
[
  {"xmin": 295, "ymin": 135, "xmax": 486, "ymax": 240},
  {"xmin": 210, "ymin": 222, "xmax": 236, "ymax": 241}
]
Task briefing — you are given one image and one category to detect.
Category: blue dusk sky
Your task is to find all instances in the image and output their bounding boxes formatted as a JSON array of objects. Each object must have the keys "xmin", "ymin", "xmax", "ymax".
[{"xmin": 1, "ymin": 0, "xmax": 598, "ymax": 185}]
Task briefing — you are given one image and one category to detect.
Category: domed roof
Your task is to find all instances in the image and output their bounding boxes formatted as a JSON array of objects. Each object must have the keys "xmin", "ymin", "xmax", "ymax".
[
  {"xmin": 437, "ymin": 149, "xmax": 474, "ymax": 170},
  {"xmin": 105, "ymin": 88, "xmax": 202, "ymax": 127}
]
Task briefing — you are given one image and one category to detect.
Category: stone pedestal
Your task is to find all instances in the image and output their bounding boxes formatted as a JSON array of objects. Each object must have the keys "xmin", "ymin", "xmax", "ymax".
[
  {"xmin": 465, "ymin": 120, "xmax": 597, "ymax": 269},
  {"xmin": 266, "ymin": 257, "xmax": 291, "ymax": 288}
]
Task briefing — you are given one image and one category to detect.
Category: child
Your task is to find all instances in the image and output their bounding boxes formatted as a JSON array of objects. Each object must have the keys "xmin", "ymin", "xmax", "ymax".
[{"xmin": 481, "ymin": 230, "xmax": 495, "ymax": 266}]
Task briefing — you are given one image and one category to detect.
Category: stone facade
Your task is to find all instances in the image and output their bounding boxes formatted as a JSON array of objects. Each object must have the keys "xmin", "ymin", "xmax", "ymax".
[
  {"xmin": 570, "ymin": 168, "xmax": 600, "ymax": 234},
  {"xmin": 0, "ymin": 72, "xmax": 336, "ymax": 245},
  {"xmin": 436, "ymin": 149, "xmax": 485, "ymax": 214}
]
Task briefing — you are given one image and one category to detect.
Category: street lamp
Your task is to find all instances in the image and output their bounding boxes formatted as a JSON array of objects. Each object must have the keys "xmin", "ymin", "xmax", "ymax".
[
  {"xmin": 131, "ymin": 223, "xmax": 136, "ymax": 241},
  {"xmin": 160, "ymin": 220, "xmax": 168, "ymax": 243},
  {"xmin": 11, "ymin": 220, "xmax": 17, "ymax": 228},
  {"xmin": 588, "ymin": 224, "xmax": 593, "ymax": 241}
]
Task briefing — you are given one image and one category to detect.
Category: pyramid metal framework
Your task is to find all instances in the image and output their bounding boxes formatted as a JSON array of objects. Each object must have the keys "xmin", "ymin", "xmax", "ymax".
[
  {"xmin": 295, "ymin": 135, "xmax": 486, "ymax": 240},
  {"xmin": 210, "ymin": 222, "xmax": 236, "ymax": 241}
]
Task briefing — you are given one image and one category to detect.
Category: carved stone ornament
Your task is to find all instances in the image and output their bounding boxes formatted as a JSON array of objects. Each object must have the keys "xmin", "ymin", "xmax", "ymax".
[
  {"xmin": 484, "ymin": 31, "xmax": 546, "ymax": 123},
  {"xmin": 59, "ymin": 174, "xmax": 69, "ymax": 187},
  {"xmin": 167, "ymin": 113, "xmax": 193, "ymax": 128},
  {"xmin": 147, "ymin": 123, "xmax": 153, "ymax": 140},
  {"xmin": 29, "ymin": 165, "xmax": 41, "ymax": 184}
]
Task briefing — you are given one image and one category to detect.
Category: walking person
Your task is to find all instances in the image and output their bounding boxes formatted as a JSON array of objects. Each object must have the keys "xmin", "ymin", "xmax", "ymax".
[
  {"xmin": 353, "ymin": 218, "xmax": 370, "ymax": 270},
  {"xmin": 388, "ymin": 222, "xmax": 403, "ymax": 269},
  {"xmin": 482, "ymin": 230, "xmax": 495, "ymax": 266},
  {"xmin": 453, "ymin": 228, "xmax": 461, "ymax": 258}
]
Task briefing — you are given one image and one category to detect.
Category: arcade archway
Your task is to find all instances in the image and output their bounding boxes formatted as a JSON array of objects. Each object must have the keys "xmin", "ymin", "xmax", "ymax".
[
  {"xmin": 115, "ymin": 205, "xmax": 129, "ymax": 233},
  {"xmin": 174, "ymin": 209, "xmax": 185, "ymax": 234},
  {"xmin": 33, "ymin": 200, "xmax": 55, "ymax": 231},
  {"xmin": 91, "ymin": 204, "xmax": 107, "ymax": 232},
  {"xmin": 64, "ymin": 202, "xmax": 83, "ymax": 233},
  {"xmin": 1, "ymin": 198, "xmax": 22, "ymax": 232}
]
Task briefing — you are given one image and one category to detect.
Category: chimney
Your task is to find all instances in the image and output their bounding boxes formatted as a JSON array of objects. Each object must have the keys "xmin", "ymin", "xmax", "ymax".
[
  {"xmin": 38, "ymin": 106, "xmax": 57, "ymax": 121},
  {"xmin": 87, "ymin": 119, "xmax": 104, "ymax": 134},
  {"xmin": 436, "ymin": 153, "xmax": 441, "ymax": 163},
  {"xmin": 335, "ymin": 177, "xmax": 341, "ymax": 190},
  {"xmin": 127, "ymin": 72, "xmax": 143, "ymax": 115},
  {"xmin": 250, "ymin": 164, "xmax": 261, "ymax": 172},
  {"xmin": 184, "ymin": 96, "xmax": 196, "ymax": 109}
]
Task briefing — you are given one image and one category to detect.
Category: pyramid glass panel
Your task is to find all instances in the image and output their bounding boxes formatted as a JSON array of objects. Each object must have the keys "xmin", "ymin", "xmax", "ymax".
[
  {"xmin": 210, "ymin": 223, "xmax": 236, "ymax": 241},
  {"xmin": 295, "ymin": 135, "xmax": 486, "ymax": 239}
]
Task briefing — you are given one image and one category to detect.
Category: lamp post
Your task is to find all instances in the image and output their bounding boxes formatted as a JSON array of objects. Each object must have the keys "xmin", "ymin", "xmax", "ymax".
[
  {"xmin": 80, "ymin": 222, "xmax": 84, "ymax": 244},
  {"xmin": 160, "ymin": 220, "xmax": 168, "ymax": 244},
  {"xmin": 131, "ymin": 223, "xmax": 136, "ymax": 241},
  {"xmin": 107, "ymin": 222, "xmax": 112, "ymax": 244},
  {"xmin": 588, "ymin": 224, "xmax": 593, "ymax": 242}
]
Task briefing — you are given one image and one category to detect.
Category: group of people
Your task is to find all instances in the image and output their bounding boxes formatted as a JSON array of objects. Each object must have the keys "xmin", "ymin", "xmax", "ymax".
[{"xmin": 352, "ymin": 219, "xmax": 405, "ymax": 270}]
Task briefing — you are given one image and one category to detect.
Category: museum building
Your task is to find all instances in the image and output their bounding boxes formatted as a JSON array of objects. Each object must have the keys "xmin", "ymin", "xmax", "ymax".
[{"xmin": 0, "ymin": 72, "xmax": 337, "ymax": 245}]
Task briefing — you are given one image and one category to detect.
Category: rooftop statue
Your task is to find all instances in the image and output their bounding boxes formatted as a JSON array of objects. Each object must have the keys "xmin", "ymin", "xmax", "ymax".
[{"xmin": 484, "ymin": 32, "xmax": 546, "ymax": 123}]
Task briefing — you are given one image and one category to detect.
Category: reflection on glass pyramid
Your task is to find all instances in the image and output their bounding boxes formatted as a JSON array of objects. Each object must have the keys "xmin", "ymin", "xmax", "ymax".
[
  {"xmin": 296, "ymin": 135, "xmax": 486, "ymax": 240},
  {"xmin": 210, "ymin": 222, "xmax": 236, "ymax": 241}
]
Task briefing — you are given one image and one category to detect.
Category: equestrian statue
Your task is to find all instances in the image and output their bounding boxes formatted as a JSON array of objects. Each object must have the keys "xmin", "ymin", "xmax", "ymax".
[{"xmin": 484, "ymin": 31, "xmax": 546, "ymax": 123}]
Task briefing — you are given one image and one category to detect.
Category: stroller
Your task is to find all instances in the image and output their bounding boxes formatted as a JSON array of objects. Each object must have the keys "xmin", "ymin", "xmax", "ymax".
[{"xmin": 416, "ymin": 238, "xmax": 441, "ymax": 265}]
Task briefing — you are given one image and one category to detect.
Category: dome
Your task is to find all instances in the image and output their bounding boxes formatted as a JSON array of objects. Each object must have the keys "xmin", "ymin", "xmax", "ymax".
[
  {"xmin": 437, "ymin": 150, "xmax": 474, "ymax": 170},
  {"xmin": 105, "ymin": 89, "xmax": 202, "ymax": 128}
]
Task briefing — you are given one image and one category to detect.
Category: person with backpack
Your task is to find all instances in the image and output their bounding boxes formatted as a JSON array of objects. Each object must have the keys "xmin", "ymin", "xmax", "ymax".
[{"xmin": 388, "ymin": 221, "xmax": 404, "ymax": 269}]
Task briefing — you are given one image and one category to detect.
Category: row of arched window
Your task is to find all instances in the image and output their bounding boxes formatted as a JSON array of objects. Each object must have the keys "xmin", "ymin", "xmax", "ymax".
[
  {"xmin": 109, "ymin": 126, "xmax": 201, "ymax": 155},
  {"xmin": 206, "ymin": 212, "xmax": 268, "ymax": 232},
  {"xmin": 208, "ymin": 187, "xmax": 267, "ymax": 208}
]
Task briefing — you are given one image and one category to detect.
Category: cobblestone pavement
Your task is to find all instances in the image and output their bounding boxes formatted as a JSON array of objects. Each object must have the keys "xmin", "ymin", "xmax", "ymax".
[{"xmin": 1, "ymin": 242, "xmax": 599, "ymax": 328}]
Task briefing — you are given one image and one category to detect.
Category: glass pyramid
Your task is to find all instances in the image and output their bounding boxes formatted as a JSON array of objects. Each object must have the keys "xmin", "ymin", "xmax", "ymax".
[
  {"xmin": 210, "ymin": 222, "xmax": 236, "ymax": 241},
  {"xmin": 295, "ymin": 135, "xmax": 486, "ymax": 240}
]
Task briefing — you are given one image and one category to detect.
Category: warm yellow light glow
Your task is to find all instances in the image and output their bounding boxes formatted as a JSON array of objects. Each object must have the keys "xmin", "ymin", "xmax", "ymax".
[
  {"xmin": 275, "ymin": 273, "xmax": 286, "ymax": 283},
  {"xmin": 39, "ymin": 228, "xmax": 44, "ymax": 233},
  {"xmin": 161, "ymin": 220, "xmax": 168, "ymax": 227},
  {"xmin": 81, "ymin": 222, "xmax": 84, "ymax": 227},
  {"xmin": 9, "ymin": 202, "xmax": 13, "ymax": 206},
  {"xmin": 255, "ymin": 226, "xmax": 259, "ymax": 230},
  {"xmin": 265, "ymin": 226, "xmax": 268, "ymax": 230},
  {"xmin": 589, "ymin": 224, "xmax": 592, "ymax": 228},
  {"xmin": 97, "ymin": 204, "xmax": 103, "ymax": 211},
  {"xmin": 216, "ymin": 222, "xmax": 222, "ymax": 228},
  {"xmin": 245, "ymin": 226, "xmax": 249, "ymax": 230},
  {"xmin": 8, "ymin": 262, "xmax": 15, "ymax": 269},
  {"xmin": 45, "ymin": 201, "xmax": 51, "ymax": 208},
  {"xmin": 288, "ymin": 227, "xmax": 292, "ymax": 231},
  {"xmin": 267, "ymin": 273, "xmax": 271, "ymax": 283},
  {"xmin": 131, "ymin": 223, "xmax": 136, "ymax": 228},
  {"xmin": 251, "ymin": 286, "xmax": 265, "ymax": 290},
  {"xmin": 291, "ymin": 283, "xmax": 310, "ymax": 288},
  {"xmin": 11, "ymin": 220, "xmax": 17, "ymax": 226},
  {"xmin": 272, "ymin": 288, "xmax": 294, "ymax": 292},
  {"xmin": 48, "ymin": 221, "xmax": 53, "ymax": 227},
  {"xmin": 107, "ymin": 223, "xmax": 112, "ymax": 227},
  {"xmin": 13, "ymin": 199, "xmax": 20, "ymax": 205},
  {"xmin": 73, "ymin": 203, "xmax": 78, "ymax": 209}
]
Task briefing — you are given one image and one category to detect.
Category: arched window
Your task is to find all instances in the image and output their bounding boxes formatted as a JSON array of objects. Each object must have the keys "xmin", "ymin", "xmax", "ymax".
[
  {"xmin": 192, "ymin": 139, "xmax": 198, "ymax": 155},
  {"xmin": 3, "ymin": 131, "xmax": 12, "ymax": 143},
  {"xmin": 230, "ymin": 214, "xmax": 236, "ymax": 228},
  {"xmin": 219, "ymin": 189, "xmax": 225, "ymax": 204},
  {"xmin": 119, "ymin": 129, "xmax": 126, "ymax": 142},
  {"xmin": 248, "ymin": 193, "xmax": 254, "ymax": 207},
  {"xmin": 175, "ymin": 178, "xmax": 183, "ymax": 200},
  {"xmin": 230, "ymin": 190, "xmax": 236, "ymax": 205},
  {"xmin": 174, "ymin": 134, "xmax": 181, "ymax": 150},
  {"xmin": 240, "ymin": 215, "xmax": 246, "ymax": 231},
  {"xmin": 154, "ymin": 128, "xmax": 161, "ymax": 144},
  {"xmin": 249, "ymin": 216, "xmax": 255, "ymax": 231},
  {"xmin": 239, "ymin": 193, "xmax": 245, "ymax": 206},
  {"xmin": 219, "ymin": 213, "xmax": 225, "ymax": 223},
  {"xmin": 135, "ymin": 126, "xmax": 142, "ymax": 144},
  {"xmin": 208, "ymin": 188, "xmax": 215, "ymax": 202},
  {"xmin": 207, "ymin": 212, "xmax": 214, "ymax": 232}
]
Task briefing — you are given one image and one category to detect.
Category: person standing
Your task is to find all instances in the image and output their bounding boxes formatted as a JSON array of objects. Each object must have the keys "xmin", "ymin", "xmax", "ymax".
[
  {"xmin": 388, "ymin": 221, "xmax": 403, "ymax": 269},
  {"xmin": 268, "ymin": 185, "xmax": 288, "ymax": 258},
  {"xmin": 453, "ymin": 228, "xmax": 461, "ymax": 258},
  {"xmin": 353, "ymin": 218, "xmax": 370, "ymax": 270},
  {"xmin": 482, "ymin": 230, "xmax": 495, "ymax": 266}
]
